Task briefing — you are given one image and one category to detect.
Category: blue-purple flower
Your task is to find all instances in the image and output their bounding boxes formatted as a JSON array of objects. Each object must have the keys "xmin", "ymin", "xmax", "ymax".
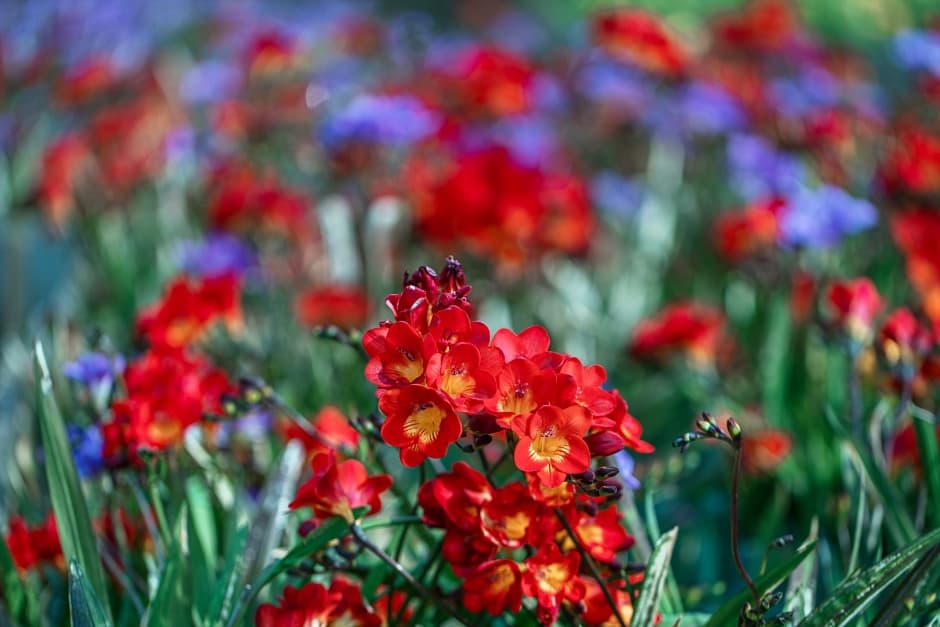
[
  {"xmin": 727, "ymin": 134, "xmax": 805, "ymax": 200},
  {"xmin": 63, "ymin": 352, "xmax": 124, "ymax": 388},
  {"xmin": 319, "ymin": 93, "xmax": 439, "ymax": 150},
  {"xmin": 778, "ymin": 184, "xmax": 877, "ymax": 248},
  {"xmin": 893, "ymin": 29, "xmax": 940, "ymax": 78},
  {"xmin": 591, "ymin": 171, "xmax": 643, "ymax": 219},
  {"xmin": 178, "ymin": 233, "xmax": 257, "ymax": 279},
  {"xmin": 613, "ymin": 450, "xmax": 641, "ymax": 491},
  {"xmin": 67, "ymin": 424, "xmax": 104, "ymax": 478}
]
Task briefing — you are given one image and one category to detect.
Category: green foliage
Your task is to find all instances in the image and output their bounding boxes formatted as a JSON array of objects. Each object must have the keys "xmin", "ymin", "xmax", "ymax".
[
  {"xmin": 35, "ymin": 342, "xmax": 112, "ymax": 625},
  {"xmin": 68, "ymin": 559, "xmax": 112, "ymax": 627},
  {"xmin": 634, "ymin": 527, "xmax": 679, "ymax": 627}
]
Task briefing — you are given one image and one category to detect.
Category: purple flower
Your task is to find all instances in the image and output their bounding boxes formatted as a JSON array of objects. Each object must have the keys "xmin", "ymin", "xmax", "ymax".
[
  {"xmin": 319, "ymin": 93, "xmax": 439, "ymax": 151},
  {"xmin": 178, "ymin": 232, "xmax": 257, "ymax": 279},
  {"xmin": 613, "ymin": 450, "xmax": 641, "ymax": 491},
  {"xmin": 577, "ymin": 60, "xmax": 652, "ymax": 113},
  {"xmin": 778, "ymin": 185, "xmax": 877, "ymax": 248},
  {"xmin": 678, "ymin": 81, "xmax": 746, "ymax": 135},
  {"xmin": 488, "ymin": 115, "xmax": 560, "ymax": 168},
  {"xmin": 180, "ymin": 60, "xmax": 242, "ymax": 105},
  {"xmin": 215, "ymin": 411, "xmax": 273, "ymax": 448},
  {"xmin": 768, "ymin": 66, "xmax": 839, "ymax": 119},
  {"xmin": 63, "ymin": 353, "xmax": 124, "ymax": 388},
  {"xmin": 727, "ymin": 134, "xmax": 805, "ymax": 200},
  {"xmin": 68, "ymin": 424, "xmax": 104, "ymax": 478},
  {"xmin": 894, "ymin": 29, "xmax": 940, "ymax": 78},
  {"xmin": 591, "ymin": 171, "xmax": 643, "ymax": 219}
]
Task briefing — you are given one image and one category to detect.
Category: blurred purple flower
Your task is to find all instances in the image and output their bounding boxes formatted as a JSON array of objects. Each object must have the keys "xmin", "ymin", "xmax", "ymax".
[
  {"xmin": 215, "ymin": 411, "xmax": 273, "ymax": 448},
  {"xmin": 577, "ymin": 60, "xmax": 651, "ymax": 113},
  {"xmin": 591, "ymin": 171, "xmax": 643, "ymax": 219},
  {"xmin": 488, "ymin": 115, "xmax": 560, "ymax": 168},
  {"xmin": 63, "ymin": 352, "xmax": 124, "ymax": 388},
  {"xmin": 179, "ymin": 232, "xmax": 257, "ymax": 279},
  {"xmin": 769, "ymin": 66, "xmax": 840, "ymax": 119},
  {"xmin": 678, "ymin": 81, "xmax": 746, "ymax": 135},
  {"xmin": 180, "ymin": 60, "xmax": 242, "ymax": 105},
  {"xmin": 319, "ymin": 93, "xmax": 439, "ymax": 150},
  {"xmin": 894, "ymin": 29, "xmax": 940, "ymax": 78},
  {"xmin": 67, "ymin": 424, "xmax": 104, "ymax": 478},
  {"xmin": 485, "ymin": 10, "xmax": 548, "ymax": 55},
  {"xmin": 613, "ymin": 450, "xmax": 641, "ymax": 491},
  {"xmin": 727, "ymin": 134, "xmax": 805, "ymax": 200},
  {"xmin": 779, "ymin": 185, "xmax": 877, "ymax": 248}
]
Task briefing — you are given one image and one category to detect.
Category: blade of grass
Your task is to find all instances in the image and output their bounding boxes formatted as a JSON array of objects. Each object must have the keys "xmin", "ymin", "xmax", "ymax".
[
  {"xmin": 143, "ymin": 505, "xmax": 188, "ymax": 627},
  {"xmin": 68, "ymin": 559, "xmax": 112, "ymax": 627},
  {"xmin": 912, "ymin": 412, "xmax": 940, "ymax": 529},
  {"xmin": 633, "ymin": 527, "xmax": 679, "ymax": 627},
  {"xmin": 34, "ymin": 342, "xmax": 112, "ymax": 623}
]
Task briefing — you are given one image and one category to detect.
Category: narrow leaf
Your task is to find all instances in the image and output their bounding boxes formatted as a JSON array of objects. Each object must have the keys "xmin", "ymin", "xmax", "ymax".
[
  {"xmin": 799, "ymin": 527, "xmax": 940, "ymax": 626},
  {"xmin": 186, "ymin": 478, "xmax": 217, "ymax": 623},
  {"xmin": 144, "ymin": 505, "xmax": 188, "ymax": 627},
  {"xmin": 35, "ymin": 343, "xmax": 112, "ymax": 622},
  {"xmin": 704, "ymin": 541, "xmax": 817, "ymax": 627},
  {"xmin": 68, "ymin": 559, "xmax": 113, "ymax": 627},
  {"xmin": 912, "ymin": 413, "xmax": 940, "ymax": 529},
  {"xmin": 206, "ymin": 524, "xmax": 249, "ymax": 627},
  {"xmin": 633, "ymin": 527, "xmax": 679, "ymax": 627}
]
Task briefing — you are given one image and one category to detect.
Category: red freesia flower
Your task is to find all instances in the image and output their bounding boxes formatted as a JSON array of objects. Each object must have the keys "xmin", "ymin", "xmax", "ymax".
[
  {"xmin": 513, "ymin": 405, "xmax": 592, "ymax": 487},
  {"xmin": 879, "ymin": 125, "xmax": 940, "ymax": 200},
  {"xmin": 825, "ymin": 278, "xmax": 882, "ymax": 341},
  {"xmin": 38, "ymin": 133, "xmax": 92, "ymax": 229},
  {"xmin": 740, "ymin": 428, "xmax": 792, "ymax": 474},
  {"xmin": 55, "ymin": 56, "xmax": 116, "ymax": 106},
  {"xmin": 630, "ymin": 302, "xmax": 726, "ymax": 367},
  {"xmin": 592, "ymin": 9, "xmax": 688, "ymax": 77},
  {"xmin": 892, "ymin": 210, "xmax": 940, "ymax": 323},
  {"xmin": 522, "ymin": 543, "xmax": 586, "ymax": 626},
  {"xmin": 714, "ymin": 198, "xmax": 783, "ymax": 262},
  {"xmin": 580, "ymin": 578, "xmax": 635, "ymax": 626},
  {"xmin": 879, "ymin": 308, "xmax": 932, "ymax": 367},
  {"xmin": 447, "ymin": 46, "xmax": 537, "ymax": 117},
  {"xmin": 295, "ymin": 285, "xmax": 370, "ymax": 330},
  {"xmin": 136, "ymin": 274, "xmax": 242, "ymax": 350},
  {"xmin": 290, "ymin": 451, "xmax": 391, "ymax": 522},
  {"xmin": 418, "ymin": 461, "xmax": 493, "ymax": 532},
  {"xmin": 486, "ymin": 358, "xmax": 556, "ymax": 428},
  {"xmin": 5, "ymin": 513, "xmax": 62, "ymax": 572},
  {"xmin": 280, "ymin": 405, "xmax": 360, "ymax": 455},
  {"xmin": 364, "ymin": 321, "xmax": 433, "ymax": 388},
  {"xmin": 570, "ymin": 507, "xmax": 635, "ymax": 564},
  {"xmin": 378, "ymin": 384, "xmax": 462, "ymax": 466},
  {"xmin": 426, "ymin": 342, "xmax": 498, "ymax": 412},
  {"xmin": 711, "ymin": 0, "xmax": 800, "ymax": 53},
  {"xmin": 463, "ymin": 560, "xmax": 524, "ymax": 616},
  {"xmin": 479, "ymin": 483, "xmax": 548, "ymax": 549},
  {"xmin": 255, "ymin": 580, "xmax": 380, "ymax": 627}
]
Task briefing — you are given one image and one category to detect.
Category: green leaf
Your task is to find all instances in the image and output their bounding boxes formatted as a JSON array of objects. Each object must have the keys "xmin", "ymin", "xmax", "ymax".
[
  {"xmin": 186, "ymin": 477, "xmax": 217, "ymax": 623},
  {"xmin": 660, "ymin": 613, "xmax": 711, "ymax": 627},
  {"xmin": 0, "ymin": 533, "xmax": 28, "ymax": 621},
  {"xmin": 206, "ymin": 523, "xmax": 249, "ymax": 627},
  {"xmin": 799, "ymin": 527, "xmax": 940, "ymax": 626},
  {"xmin": 783, "ymin": 519, "xmax": 819, "ymax": 623},
  {"xmin": 912, "ymin": 413, "xmax": 940, "ymax": 529},
  {"xmin": 68, "ymin": 559, "xmax": 113, "ymax": 627},
  {"xmin": 35, "ymin": 342, "xmax": 112, "ymax": 623},
  {"xmin": 704, "ymin": 541, "xmax": 817, "ymax": 627},
  {"xmin": 633, "ymin": 527, "xmax": 679, "ymax": 627},
  {"xmin": 144, "ymin": 505, "xmax": 189, "ymax": 627}
]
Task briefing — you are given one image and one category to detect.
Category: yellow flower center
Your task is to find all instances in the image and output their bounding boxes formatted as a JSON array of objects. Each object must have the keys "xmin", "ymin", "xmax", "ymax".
[{"xmin": 404, "ymin": 402, "xmax": 446, "ymax": 442}]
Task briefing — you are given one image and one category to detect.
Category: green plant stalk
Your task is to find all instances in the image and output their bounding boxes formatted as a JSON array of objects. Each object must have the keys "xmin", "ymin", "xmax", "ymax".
[
  {"xmin": 554, "ymin": 508, "xmax": 628, "ymax": 627},
  {"xmin": 912, "ymin": 415, "xmax": 940, "ymax": 529},
  {"xmin": 350, "ymin": 523, "xmax": 468, "ymax": 626}
]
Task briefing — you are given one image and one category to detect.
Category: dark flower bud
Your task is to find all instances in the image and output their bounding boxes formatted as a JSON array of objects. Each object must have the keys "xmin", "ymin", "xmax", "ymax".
[
  {"xmin": 726, "ymin": 417, "xmax": 742, "ymax": 444},
  {"xmin": 586, "ymin": 431, "xmax": 626, "ymax": 456},
  {"xmin": 580, "ymin": 501, "xmax": 599, "ymax": 517},
  {"xmin": 672, "ymin": 431, "xmax": 705, "ymax": 452},
  {"xmin": 597, "ymin": 480, "xmax": 621, "ymax": 497},
  {"xmin": 572, "ymin": 470, "xmax": 596, "ymax": 484},
  {"xmin": 298, "ymin": 519, "xmax": 318, "ymax": 537},
  {"xmin": 595, "ymin": 465, "xmax": 620, "ymax": 479},
  {"xmin": 474, "ymin": 434, "xmax": 493, "ymax": 448}
]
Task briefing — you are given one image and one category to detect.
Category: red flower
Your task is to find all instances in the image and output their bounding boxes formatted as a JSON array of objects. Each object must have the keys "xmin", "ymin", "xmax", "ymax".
[
  {"xmin": 571, "ymin": 507, "xmax": 635, "ymax": 564},
  {"xmin": 290, "ymin": 451, "xmax": 391, "ymax": 522},
  {"xmin": 426, "ymin": 342, "xmax": 497, "ymax": 412},
  {"xmin": 630, "ymin": 302, "xmax": 726, "ymax": 367},
  {"xmin": 463, "ymin": 560, "xmax": 524, "ymax": 616},
  {"xmin": 448, "ymin": 46, "xmax": 536, "ymax": 117},
  {"xmin": 592, "ymin": 9, "xmax": 688, "ymax": 77},
  {"xmin": 825, "ymin": 278, "xmax": 882, "ymax": 341},
  {"xmin": 136, "ymin": 274, "xmax": 242, "ymax": 350},
  {"xmin": 879, "ymin": 125, "xmax": 940, "ymax": 200},
  {"xmin": 522, "ymin": 543, "xmax": 587, "ymax": 625},
  {"xmin": 492, "ymin": 326, "xmax": 551, "ymax": 363},
  {"xmin": 295, "ymin": 285, "xmax": 370, "ymax": 330},
  {"xmin": 384, "ymin": 258, "xmax": 473, "ymax": 334},
  {"xmin": 591, "ymin": 390, "xmax": 654, "ymax": 455},
  {"xmin": 740, "ymin": 429, "xmax": 792, "ymax": 475},
  {"xmin": 38, "ymin": 133, "xmax": 92, "ymax": 229},
  {"xmin": 55, "ymin": 56, "xmax": 116, "ymax": 106},
  {"xmin": 255, "ymin": 580, "xmax": 380, "ymax": 627},
  {"xmin": 879, "ymin": 308, "xmax": 932, "ymax": 367},
  {"xmin": 5, "ymin": 513, "xmax": 61, "ymax": 572},
  {"xmin": 378, "ymin": 384, "xmax": 462, "ymax": 466},
  {"xmin": 580, "ymin": 578, "xmax": 635, "ymax": 627},
  {"xmin": 364, "ymin": 322, "xmax": 432, "ymax": 388},
  {"xmin": 513, "ymin": 405, "xmax": 592, "ymax": 487},
  {"xmin": 479, "ymin": 483, "xmax": 548, "ymax": 549},
  {"xmin": 711, "ymin": 0, "xmax": 800, "ymax": 53},
  {"xmin": 892, "ymin": 210, "xmax": 940, "ymax": 323},
  {"xmin": 486, "ymin": 358, "xmax": 556, "ymax": 428},
  {"xmin": 714, "ymin": 198, "xmax": 783, "ymax": 262},
  {"xmin": 418, "ymin": 461, "xmax": 493, "ymax": 532}
]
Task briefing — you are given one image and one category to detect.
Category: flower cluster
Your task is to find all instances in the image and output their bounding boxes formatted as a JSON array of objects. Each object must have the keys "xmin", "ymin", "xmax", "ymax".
[
  {"xmin": 420, "ymin": 462, "xmax": 637, "ymax": 625},
  {"xmin": 365, "ymin": 257, "xmax": 651, "ymax": 481}
]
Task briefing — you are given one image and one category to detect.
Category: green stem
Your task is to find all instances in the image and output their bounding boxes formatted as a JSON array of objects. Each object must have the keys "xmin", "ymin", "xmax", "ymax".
[
  {"xmin": 553, "ymin": 508, "xmax": 627, "ymax": 627},
  {"xmin": 350, "ymin": 523, "xmax": 467, "ymax": 626},
  {"xmin": 359, "ymin": 516, "xmax": 424, "ymax": 531}
]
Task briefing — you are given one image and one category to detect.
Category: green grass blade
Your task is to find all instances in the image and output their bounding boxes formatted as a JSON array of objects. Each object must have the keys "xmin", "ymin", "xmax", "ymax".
[
  {"xmin": 798, "ymin": 527, "xmax": 940, "ymax": 626},
  {"xmin": 186, "ymin": 477, "xmax": 218, "ymax": 622},
  {"xmin": 633, "ymin": 526, "xmax": 679, "ymax": 627},
  {"xmin": 144, "ymin": 505, "xmax": 189, "ymax": 627},
  {"xmin": 912, "ymin": 413, "xmax": 940, "ymax": 529},
  {"xmin": 704, "ymin": 541, "xmax": 817, "ymax": 627},
  {"xmin": 0, "ymin": 533, "xmax": 28, "ymax": 621},
  {"xmin": 68, "ymin": 559, "xmax": 113, "ymax": 627},
  {"xmin": 34, "ymin": 342, "xmax": 112, "ymax": 623},
  {"xmin": 206, "ymin": 523, "xmax": 249, "ymax": 627}
]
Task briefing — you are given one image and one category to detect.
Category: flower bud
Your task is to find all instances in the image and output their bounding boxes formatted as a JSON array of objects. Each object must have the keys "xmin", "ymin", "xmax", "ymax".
[{"xmin": 726, "ymin": 417, "xmax": 742, "ymax": 442}]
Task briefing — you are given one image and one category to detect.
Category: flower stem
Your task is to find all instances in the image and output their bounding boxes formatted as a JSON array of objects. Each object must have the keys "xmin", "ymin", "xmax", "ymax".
[
  {"xmin": 359, "ymin": 515, "xmax": 424, "ymax": 531},
  {"xmin": 350, "ymin": 523, "xmax": 467, "ymax": 626},
  {"xmin": 730, "ymin": 444, "xmax": 760, "ymax": 607},
  {"xmin": 553, "ymin": 508, "xmax": 628, "ymax": 627}
]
